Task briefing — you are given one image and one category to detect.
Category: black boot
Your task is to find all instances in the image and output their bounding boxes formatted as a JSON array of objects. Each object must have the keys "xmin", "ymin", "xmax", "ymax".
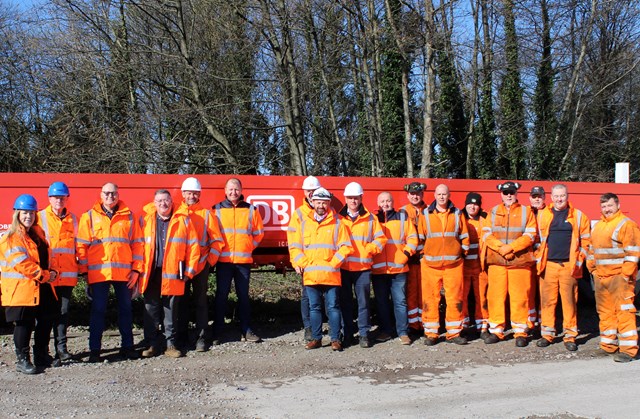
[
  {"xmin": 33, "ymin": 346, "xmax": 52, "ymax": 368},
  {"xmin": 16, "ymin": 348, "xmax": 37, "ymax": 375},
  {"xmin": 57, "ymin": 345, "xmax": 73, "ymax": 362}
]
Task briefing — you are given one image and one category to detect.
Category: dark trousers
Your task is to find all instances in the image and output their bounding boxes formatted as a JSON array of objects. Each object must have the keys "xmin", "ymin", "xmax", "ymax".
[
  {"xmin": 13, "ymin": 284, "xmax": 57, "ymax": 358},
  {"xmin": 53, "ymin": 285, "xmax": 73, "ymax": 353},
  {"xmin": 178, "ymin": 263, "xmax": 210, "ymax": 344},
  {"xmin": 89, "ymin": 281, "xmax": 134, "ymax": 351},
  {"xmin": 214, "ymin": 263, "xmax": 252, "ymax": 336},
  {"xmin": 144, "ymin": 268, "xmax": 181, "ymax": 348}
]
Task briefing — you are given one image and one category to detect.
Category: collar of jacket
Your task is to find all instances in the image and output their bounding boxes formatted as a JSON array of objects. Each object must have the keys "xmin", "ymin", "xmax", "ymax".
[
  {"xmin": 601, "ymin": 209, "xmax": 623, "ymax": 223},
  {"xmin": 376, "ymin": 208, "xmax": 398, "ymax": 222},
  {"xmin": 216, "ymin": 197, "xmax": 251, "ymax": 209},
  {"xmin": 339, "ymin": 203, "xmax": 366, "ymax": 218},
  {"xmin": 427, "ymin": 200, "xmax": 456, "ymax": 214},
  {"xmin": 94, "ymin": 199, "xmax": 128, "ymax": 215}
]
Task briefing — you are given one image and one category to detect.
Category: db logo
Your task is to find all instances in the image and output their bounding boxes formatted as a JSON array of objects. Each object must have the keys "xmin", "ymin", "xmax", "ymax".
[{"xmin": 247, "ymin": 195, "xmax": 295, "ymax": 231}]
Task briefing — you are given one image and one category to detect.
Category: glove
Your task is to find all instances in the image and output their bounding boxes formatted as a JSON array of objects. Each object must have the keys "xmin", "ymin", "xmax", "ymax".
[{"xmin": 498, "ymin": 245, "xmax": 513, "ymax": 256}]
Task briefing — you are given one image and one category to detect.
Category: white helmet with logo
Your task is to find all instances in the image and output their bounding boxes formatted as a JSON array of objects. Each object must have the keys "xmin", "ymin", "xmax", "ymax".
[
  {"xmin": 301, "ymin": 176, "xmax": 321, "ymax": 190},
  {"xmin": 181, "ymin": 177, "xmax": 202, "ymax": 192},
  {"xmin": 343, "ymin": 182, "xmax": 364, "ymax": 197},
  {"xmin": 311, "ymin": 187, "xmax": 332, "ymax": 201}
]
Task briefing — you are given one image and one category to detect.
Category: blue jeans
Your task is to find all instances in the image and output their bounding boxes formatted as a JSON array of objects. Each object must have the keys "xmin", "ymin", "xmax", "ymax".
[
  {"xmin": 307, "ymin": 285, "xmax": 341, "ymax": 341},
  {"xmin": 340, "ymin": 270, "xmax": 371, "ymax": 338},
  {"xmin": 372, "ymin": 273, "xmax": 409, "ymax": 337},
  {"xmin": 89, "ymin": 281, "xmax": 134, "ymax": 351},
  {"xmin": 301, "ymin": 283, "xmax": 310, "ymax": 329},
  {"xmin": 214, "ymin": 263, "xmax": 252, "ymax": 335}
]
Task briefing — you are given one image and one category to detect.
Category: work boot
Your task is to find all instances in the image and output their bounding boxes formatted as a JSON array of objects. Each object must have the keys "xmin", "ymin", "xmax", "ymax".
[
  {"xmin": 480, "ymin": 331, "xmax": 491, "ymax": 341},
  {"xmin": 359, "ymin": 336, "xmax": 371, "ymax": 348},
  {"xmin": 375, "ymin": 332, "xmax": 392, "ymax": 342},
  {"xmin": 398, "ymin": 335, "xmax": 412, "ymax": 345},
  {"xmin": 305, "ymin": 339, "xmax": 322, "ymax": 350},
  {"xmin": 242, "ymin": 330, "xmax": 262, "ymax": 343},
  {"xmin": 119, "ymin": 347, "xmax": 139, "ymax": 360},
  {"xmin": 613, "ymin": 353, "xmax": 633, "ymax": 363},
  {"xmin": 57, "ymin": 347, "xmax": 73, "ymax": 362},
  {"xmin": 515, "ymin": 337, "xmax": 528, "ymax": 347},
  {"xmin": 88, "ymin": 350, "xmax": 102, "ymax": 363},
  {"xmin": 447, "ymin": 336, "xmax": 468, "ymax": 345},
  {"xmin": 15, "ymin": 349, "xmax": 36, "ymax": 375},
  {"xmin": 423, "ymin": 337, "xmax": 438, "ymax": 346},
  {"xmin": 195, "ymin": 337, "xmax": 209, "ymax": 352},
  {"xmin": 164, "ymin": 346, "xmax": 183, "ymax": 358},
  {"xmin": 483, "ymin": 333, "xmax": 500, "ymax": 344},
  {"xmin": 33, "ymin": 347, "xmax": 52, "ymax": 368},
  {"xmin": 536, "ymin": 338, "xmax": 551, "ymax": 348},
  {"xmin": 141, "ymin": 346, "xmax": 158, "ymax": 358},
  {"xmin": 564, "ymin": 341, "xmax": 578, "ymax": 352},
  {"xmin": 304, "ymin": 327, "xmax": 313, "ymax": 342}
]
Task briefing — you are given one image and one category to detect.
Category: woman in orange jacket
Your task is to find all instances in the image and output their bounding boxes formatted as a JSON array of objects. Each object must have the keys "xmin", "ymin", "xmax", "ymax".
[{"xmin": 0, "ymin": 194, "xmax": 58, "ymax": 374}]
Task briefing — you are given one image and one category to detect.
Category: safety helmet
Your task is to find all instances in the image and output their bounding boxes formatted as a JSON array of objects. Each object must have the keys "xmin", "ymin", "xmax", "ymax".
[
  {"xmin": 14, "ymin": 194, "xmax": 38, "ymax": 211},
  {"xmin": 301, "ymin": 176, "xmax": 321, "ymax": 190},
  {"xmin": 311, "ymin": 187, "xmax": 332, "ymax": 201},
  {"xmin": 343, "ymin": 182, "xmax": 364, "ymax": 197},
  {"xmin": 48, "ymin": 181, "xmax": 70, "ymax": 197},
  {"xmin": 181, "ymin": 177, "xmax": 202, "ymax": 192}
]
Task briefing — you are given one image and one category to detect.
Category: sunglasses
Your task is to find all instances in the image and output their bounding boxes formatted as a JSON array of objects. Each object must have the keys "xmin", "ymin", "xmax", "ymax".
[{"xmin": 501, "ymin": 191, "xmax": 516, "ymax": 196}]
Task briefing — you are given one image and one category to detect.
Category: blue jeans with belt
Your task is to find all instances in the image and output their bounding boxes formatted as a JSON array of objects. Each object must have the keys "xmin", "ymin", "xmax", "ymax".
[
  {"xmin": 89, "ymin": 281, "xmax": 134, "ymax": 351},
  {"xmin": 307, "ymin": 285, "xmax": 341, "ymax": 341},
  {"xmin": 372, "ymin": 273, "xmax": 409, "ymax": 337}
]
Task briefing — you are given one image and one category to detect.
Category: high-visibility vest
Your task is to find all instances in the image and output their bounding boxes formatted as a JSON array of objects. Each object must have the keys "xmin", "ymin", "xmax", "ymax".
[
  {"xmin": 287, "ymin": 201, "xmax": 315, "ymax": 269},
  {"xmin": 214, "ymin": 198, "xmax": 264, "ymax": 264},
  {"xmin": 38, "ymin": 205, "xmax": 79, "ymax": 287},
  {"xmin": 418, "ymin": 201, "xmax": 470, "ymax": 268},
  {"xmin": 338, "ymin": 205, "xmax": 387, "ymax": 271},
  {"xmin": 176, "ymin": 201, "xmax": 223, "ymax": 273},
  {"xmin": 372, "ymin": 209, "xmax": 418, "ymax": 274},
  {"xmin": 588, "ymin": 210, "xmax": 640, "ymax": 279},
  {"xmin": 463, "ymin": 211, "xmax": 487, "ymax": 272},
  {"xmin": 481, "ymin": 202, "xmax": 537, "ymax": 268}
]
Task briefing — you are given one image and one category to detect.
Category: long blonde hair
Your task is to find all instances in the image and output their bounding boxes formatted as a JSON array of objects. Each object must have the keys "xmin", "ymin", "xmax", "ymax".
[
  {"xmin": 6, "ymin": 210, "xmax": 46, "ymax": 245},
  {"xmin": 6, "ymin": 210, "xmax": 27, "ymax": 239}
]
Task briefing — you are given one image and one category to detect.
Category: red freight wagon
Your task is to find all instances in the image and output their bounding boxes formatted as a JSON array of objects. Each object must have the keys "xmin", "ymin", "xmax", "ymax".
[{"xmin": 1, "ymin": 173, "xmax": 638, "ymax": 272}]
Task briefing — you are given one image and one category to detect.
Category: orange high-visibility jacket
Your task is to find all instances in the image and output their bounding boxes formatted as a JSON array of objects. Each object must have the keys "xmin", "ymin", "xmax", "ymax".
[
  {"xmin": 176, "ymin": 201, "xmax": 224, "ymax": 274},
  {"xmin": 481, "ymin": 202, "xmax": 537, "ymax": 268},
  {"xmin": 139, "ymin": 203, "xmax": 201, "ymax": 296},
  {"xmin": 463, "ymin": 210, "xmax": 487, "ymax": 272},
  {"xmin": 338, "ymin": 204, "xmax": 387, "ymax": 271},
  {"xmin": 38, "ymin": 205, "xmax": 79, "ymax": 287},
  {"xmin": 402, "ymin": 201, "xmax": 426, "ymax": 262},
  {"xmin": 76, "ymin": 200, "xmax": 144, "ymax": 284},
  {"xmin": 0, "ymin": 226, "xmax": 51, "ymax": 306},
  {"xmin": 214, "ymin": 198, "xmax": 264, "ymax": 264},
  {"xmin": 587, "ymin": 210, "xmax": 640, "ymax": 279},
  {"xmin": 372, "ymin": 209, "xmax": 418, "ymax": 274},
  {"xmin": 287, "ymin": 200, "xmax": 315, "ymax": 269},
  {"xmin": 536, "ymin": 203, "xmax": 591, "ymax": 278},
  {"xmin": 288, "ymin": 210, "xmax": 353, "ymax": 286},
  {"xmin": 418, "ymin": 201, "xmax": 470, "ymax": 268}
]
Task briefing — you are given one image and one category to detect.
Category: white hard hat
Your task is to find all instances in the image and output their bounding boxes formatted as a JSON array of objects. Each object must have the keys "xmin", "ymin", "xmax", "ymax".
[
  {"xmin": 311, "ymin": 187, "xmax": 332, "ymax": 201},
  {"xmin": 343, "ymin": 182, "xmax": 364, "ymax": 197},
  {"xmin": 181, "ymin": 177, "xmax": 202, "ymax": 192},
  {"xmin": 301, "ymin": 176, "xmax": 321, "ymax": 190}
]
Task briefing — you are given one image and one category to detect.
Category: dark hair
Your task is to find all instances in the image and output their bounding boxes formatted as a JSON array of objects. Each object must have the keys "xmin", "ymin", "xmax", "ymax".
[{"xmin": 600, "ymin": 192, "xmax": 619, "ymax": 204}]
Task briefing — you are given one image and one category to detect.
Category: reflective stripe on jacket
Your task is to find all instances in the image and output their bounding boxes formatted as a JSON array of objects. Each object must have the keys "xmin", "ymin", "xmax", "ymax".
[
  {"xmin": 0, "ymin": 226, "xmax": 51, "ymax": 306},
  {"xmin": 338, "ymin": 204, "xmax": 387, "ymax": 271},
  {"xmin": 38, "ymin": 206, "xmax": 79, "ymax": 287},
  {"xmin": 463, "ymin": 211, "xmax": 487, "ymax": 272},
  {"xmin": 481, "ymin": 202, "xmax": 537, "ymax": 268},
  {"xmin": 214, "ymin": 198, "xmax": 264, "ymax": 264},
  {"xmin": 587, "ymin": 210, "xmax": 640, "ymax": 278},
  {"xmin": 288, "ymin": 210, "xmax": 353, "ymax": 286},
  {"xmin": 418, "ymin": 201, "xmax": 470, "ymax": 268},
  {"xmin": 176, "ymin": 201, "xmax": 223, "ymax": 273},
  {"xmin": 402, "ymin": 202, "xmax": 426, "ymax": 259},
  {"xmin": 76, "ymin": 200, "xmax": 144, "ymax": 284},
  {"xmin": 536, "ymin": 203, "xmax": 591, "ymax": 277},
  {"xmin": 287, "ymin": 201, "xmax": 315, "ymax": 269},
  {"xmin": 139, "ymin": 202, "xmax": 201, "ymax": 296},
  {"xmin": 372, "ymin": 209, "xmax": 418, "ymax": 274}
]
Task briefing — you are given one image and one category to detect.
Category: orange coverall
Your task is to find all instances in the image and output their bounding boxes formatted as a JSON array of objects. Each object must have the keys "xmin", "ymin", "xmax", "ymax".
[
  {"xmin": 401, "ymin": 201, "xmax": 426, "ymax": 331},
  {"xmin": 463, "ymin": 212, "xmax": 489, "ymax": 333}
]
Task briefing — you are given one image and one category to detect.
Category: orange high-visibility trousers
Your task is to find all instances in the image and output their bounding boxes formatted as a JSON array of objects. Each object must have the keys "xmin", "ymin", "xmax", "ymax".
[
  {"xmin": 407, "ymin": 263, "xmax": 422, "ymax": 331},
  {"xmin": 487, "ymin": 265, "xmax": 532, "ymax": 339},
  {"xmin": 594, "ymin": 274, "xmax": 638, "ymax": 357},
  {"xmin": 539, "ymin": 261, "xmax": 578, "ymax": 343},
  {"xmin": 421, "ymin": 261, "xmax": 464, "ymax": 339},
  {"xmin": 462, "ymin": 268, "xmax": 489, "ymax": 332},
  {"xmin": 528, "ymin": 267, "xmax": 539, "ymax": 329}
]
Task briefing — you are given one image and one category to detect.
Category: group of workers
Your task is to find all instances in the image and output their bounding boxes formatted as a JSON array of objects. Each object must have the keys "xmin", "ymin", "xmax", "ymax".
[
  {"xmin": 0, "ymin": 177, "xmax": 263, "ymax": 374},
  {"xmin": 0, "ymin": 175, "xmax": 637, "ymax": 375},
  {"xmin": 287, "ymin": 177, "xmax": 639, "ymax": 363}
]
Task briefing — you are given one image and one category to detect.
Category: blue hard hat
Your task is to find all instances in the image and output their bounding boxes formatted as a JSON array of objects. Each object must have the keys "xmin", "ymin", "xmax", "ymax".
[
  {"xmin": 14, "ymin": 194, "xmax": 38, "ymax": 211},
  {"xmin": 48, "ymin": 181, "xmax": 70, "ymax": 197}
]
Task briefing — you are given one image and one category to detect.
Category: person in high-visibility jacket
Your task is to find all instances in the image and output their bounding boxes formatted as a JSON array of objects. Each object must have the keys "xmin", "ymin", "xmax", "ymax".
[
  {"xmin": 288, "ymin": 187, "xmax": 353, "ymax": 351},
  {"xmin": 287, "ymin": 175, "xmax": 323, "ymax": 342},
  {"xmin": 461, "ymin": 192, "xmax": 489, "ymax": 340},
  {"xmin": 76, "ymin": 183, "xmax": 144, "ymax": 362},
  {"xmin": 338, "ymin": 182, "xmax": 387, "ymax": 348},
  {"xmin": 213, "ymin": 178, "xmax": 265, "ymax": 343},
  {"xmin": 138, "ymin": 189, "xmax": 201, "ymax": 358},
  {"xmin": 37, "ymin": 181, "xmax": 78, "ymax": 363},
  {"xmin": 176, "ymin": 176, "xmax": 224, "ymax": 352},
  {"xmin": 1, "ymin": 194, "xmax": 58, "ymax": 374},
  {"xmin": 535, "ymin": 184, "xmax": 591, "ymax": 352},
  {"xmin": 401, "ymin": 181, "xmax": 427, "ymax": 335},
  {"xmin": 527, "ymin": 186, "xmax": 547, "ymax": 333},
  {"xmin": 587, "ymin": 192, "xmax": 640, "ymax": 363},
  {"xmin": 372, "ymin": 192, "xmax": 418, "ymax": 345},
  {"xmin": 482, "ymin": 181, "xmax": 537, "ymax": 347},
  {"xmin": 418, "ymin": 184, "xmax": 470, "ymax": 346}
]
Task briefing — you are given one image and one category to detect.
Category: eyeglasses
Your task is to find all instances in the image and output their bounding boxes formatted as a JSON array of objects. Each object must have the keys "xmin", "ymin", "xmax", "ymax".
[
  {"xmin": 501, "ymin": 191, "xmax": 516, "ymax": 196},
  {"xmin": 101, "ymin": 191, "xmax": 118, "ymax": 196}
]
